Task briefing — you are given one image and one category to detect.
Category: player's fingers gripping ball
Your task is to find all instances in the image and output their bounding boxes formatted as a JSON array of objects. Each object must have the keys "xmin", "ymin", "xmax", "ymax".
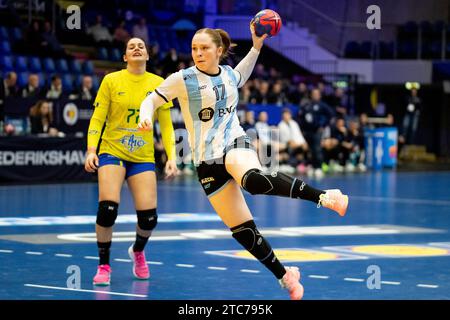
[{"xmin": 251, "ymin": 9, "xmax": 282, "ymax": 37}]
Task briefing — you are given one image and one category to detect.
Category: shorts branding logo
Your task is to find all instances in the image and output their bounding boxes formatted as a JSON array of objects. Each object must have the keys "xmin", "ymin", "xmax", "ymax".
[{"xmin": 201, "ymin": 177, "xmax": 215, "ymax": 184}]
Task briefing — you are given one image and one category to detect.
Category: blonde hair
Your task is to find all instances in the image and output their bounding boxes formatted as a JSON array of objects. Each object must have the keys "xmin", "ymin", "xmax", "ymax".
[{"xmin": 195, "ymin": 28, "xmax": 236, "ymax": 61}]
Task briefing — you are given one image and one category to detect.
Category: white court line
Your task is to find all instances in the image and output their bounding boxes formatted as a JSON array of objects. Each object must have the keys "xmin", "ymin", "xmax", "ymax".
[
  {"xmin": 344, "ymin": 278, "xmax": 365, "ymax": 282},
  {"xmin": 176, "ymin": 264, "xmax": 195, "ymax": 268},
  {"xmin": 350, "ymin": 195, "xmax": 450, "ymax": 206},
  {"xmin": 240, "ymin": 269, "xmax": 260, "ymax": 274},
  {"xmin": 25, "ymin": 251, "xmax": 43, "ymax": 255},
  {"xmin": 208, "ymin": 266, "xmax": 227, "ymax": 271},
  {"xmin": 24, "ymin": 284, "xmax": 147, "ymax": 298},
  {"xmin": 55, "ymin": 254, "xmax": 72, "ymax": 258},
  {"xmin": 84, "ymin": 256, "xmax": 99, "ymax": 260},
  {"xmin": 381, "ymin": 281, "xmax": 401, "ymax": 285},
  {"xmin": 114, "ymin": 258, "xmax": 131, "ymax": 262},
  {"xmin": 0, "ymin": 250, "xmax": 13, "ymax": 253},
  {"xmin": 308, "ymin": 275, "xmax": 329, "ymax": 279},
  {"xmin": 147, "ymin": 261, "xmax": 163, "ymax": 265},
  {"xmin": 417, "ymin": 284, "xmax": 439, "ymax": 289}
]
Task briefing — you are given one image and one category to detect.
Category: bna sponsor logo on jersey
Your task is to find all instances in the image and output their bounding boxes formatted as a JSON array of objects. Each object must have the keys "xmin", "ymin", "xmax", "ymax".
[
  {"xmin": 198, "ymin": 107, "xmax": 214, "ymax": 122},
  {"xmin": 119, "ymin": 134, "xmax": 146, "ymax": 152}
]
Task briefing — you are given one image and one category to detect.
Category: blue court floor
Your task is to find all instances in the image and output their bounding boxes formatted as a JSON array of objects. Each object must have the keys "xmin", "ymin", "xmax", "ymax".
[{"xmin": 0, "ymin": 170, "xmax": 449, "ymax": 300}]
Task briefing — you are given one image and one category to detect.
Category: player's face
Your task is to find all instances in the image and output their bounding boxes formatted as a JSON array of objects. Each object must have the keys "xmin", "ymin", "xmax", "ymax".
[
  {"xmin": 191, "ymin": 33, "xmax": 223, "ymax": 73},
  {"xmin": 124, "ymin": 38, "xmax": 149, "ymax": 64}
]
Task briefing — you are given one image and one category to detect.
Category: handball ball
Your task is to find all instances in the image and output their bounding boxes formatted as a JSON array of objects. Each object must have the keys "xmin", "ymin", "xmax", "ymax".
[{"xmin": 252, "ymin": 9, "xmax": 282, "ymax": 37}]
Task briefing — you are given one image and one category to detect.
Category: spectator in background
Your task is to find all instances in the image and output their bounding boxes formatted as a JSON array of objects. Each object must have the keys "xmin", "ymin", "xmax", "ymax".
[
  {"xmin": 132, "ymin": 17, "xmax": 149, "ymax": 44},
  {"xmin": 69, "ymin": 75, "xmax": 95, "ymax": 101},
  {"xmin": 250, "ymin": 80, "xmax": 269, "ymax": 104},
  {"xmin": 21, "ymin": 74, "xmax": 42, "ymax": 98},
  {"xmin": 289, "ymin": 82, "xmax": 309, "ymax": 106},
  {"xmin": 298, "ymin": 88, "xmax": 335, "ymax": 178},
  {"xmin": 321, "ymin": 117, "xmax": 347, "ymax": 173},
  {"xmin": 29, "ymin": 100, "xmax": 59, "ymax": 136},
  {"xmin": 162, "ymin": 48, "xmax": 180, "ymax": 76},
  {"xmin": 3, "ymin": 72, "xmax": 19, "ymax": 98},
  {"xmin": 241, "ymin": 110, "xmax": 258, "ymax": 149},
  {"xmin": 347, "ymin": 118, "xmax": 366, "ymax": 172},
  {"xmin": 399, "ymin": 88, "xmax": 422, "ymax": 145},
  {"xmin": 239, "ymin": 81, "xmax": 252, "ymax": 104},
  {"xmin": 26, "ymin": 20, "xmax": 45, "ymax": 54},
  {"xmin": 255, "ymin": 111, "xmax": 279, "ymax": 169},
  {"xmin": 328, "ymin": 87, "xmax": 348, "ymax": 118},
  {"xmin": 267, "ymin": 82, "xmax": 287, "ymax": 106},
  {"xmin": 113, "ymin": 20, "xmax": 131, "ymax": 47},
  {"xmin": 87, "ymin": 15, "xmax": 113, "ymax": 46},
  {"xmin": 80, "ymin": 75, "xmax": 95, "ymax": 101},
  {"xmin": 253, "ymin": 63, "xmax": 268, "ymax": 80},
  {"xmin": 42, "ymin": 21, "xmax": 65, "ymax": 58},
  {"xmin": 45, "ymin": 75, "xmax": 63, "ymax": 99},
  {"xmin": 278, "ymin": 108, "xmax": 308, "ymax": 174}
]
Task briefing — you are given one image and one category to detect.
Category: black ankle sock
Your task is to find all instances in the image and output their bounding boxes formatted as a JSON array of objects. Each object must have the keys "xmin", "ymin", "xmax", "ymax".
[
  {"xmin": 133, "ymin": 233, "xmax": 149, "ymax": 252},
  {"xmin": 97, "ymin": 241, "xmax": 111, "ymax": 265},
  {"xmin": 291, "ymin": 178, "xmax": 325, "ymax": 203},
  {"xmin": 231, "ymin": 220, "xmax": 286, "ymax": 279}
]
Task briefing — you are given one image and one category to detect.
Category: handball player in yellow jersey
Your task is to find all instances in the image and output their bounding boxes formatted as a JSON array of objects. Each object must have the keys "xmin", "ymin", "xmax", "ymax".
[{"xmin": 85, "ymin": 37, "xmax": 178, "ymax": 285}]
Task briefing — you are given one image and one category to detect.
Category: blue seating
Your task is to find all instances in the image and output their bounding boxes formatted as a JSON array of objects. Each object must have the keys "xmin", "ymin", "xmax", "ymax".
[
  {"xmin": 29, "ymin": 57, "xmax": 42, "ymax": 72},
  {"xmin": 360, "ymin": 41, "xmax": 373, "ymax": 59},
  {"xmin": 378, "ymin": 41, "xmax": 394, "ymax": 59},
  {"xmin": 0, "ymin": 41, "xmax": 11, "ymax": 54},
  {"xmin": 37, "ymin": 73, "xmax": 46, "ymax": 87},
  {"xmin": 55, "ymin": 59, "xmax": 69, "ymax": 73},
  {"xmin": 110, "ymin": 48, "xmax": 121, "ymax": 61},
  {"xmin": 0, "ymin": 26, "xmax": 8, "ymax": 40},
  {"xmin": 98, "ymin": 47, "xmax": 108, "ymax": 60},
  {"xmin": 74, "ymin": 74, "xmax": 83, "ymax": 88},
  {"xmin": 70, "ymin": 59, "xmax": 82, "ymax": 74},
  {"xmin": 43, "ymin": 57, "xmax": 56, "ymax": 73},
  {"xmin": 10, "ymin": 27, "xmax": 22, "ymax": 41},
  {"xmin": 17, "ymin": 72, "xmax": 29, "ymax": 87},
  {"xmin": 344, "ymin": 41, "xmax": 360, "ymax": 58},
  {"xmin": 0, "ymin": 55, "xmax": 13, "ymax": 71},
  {"xmin": 83, "ymin": 60, "xmax": 94, "ymax": 75},
  {"xmin": 62, "ymin": 74, "xmax": 73, "ymax": 91},
  {"xmin": 15, "ymin": 56, "xmax": 28, "ymax": 72},
  {"xmin": 92, "ymin": 75, "xmax": 100, "ymax": 91}
]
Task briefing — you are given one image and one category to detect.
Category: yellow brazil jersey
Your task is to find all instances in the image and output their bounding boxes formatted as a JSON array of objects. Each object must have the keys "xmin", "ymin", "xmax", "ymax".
[{"xmin": 87, "ymin": 69, "xmax": 175, "ymax": 163}]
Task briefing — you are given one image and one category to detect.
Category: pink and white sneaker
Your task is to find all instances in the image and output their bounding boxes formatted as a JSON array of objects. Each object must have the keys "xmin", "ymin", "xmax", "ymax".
[
  {"xmin": 279, "ymin": 266, "xmax": 304, "ymax": 300},
  {"xmin": 93, "ymin": 264, "xmax": 111, "ymax": 286},
  {"xmin": 128, "ymin": 245, "xmax": 150, "ymax": 280}
]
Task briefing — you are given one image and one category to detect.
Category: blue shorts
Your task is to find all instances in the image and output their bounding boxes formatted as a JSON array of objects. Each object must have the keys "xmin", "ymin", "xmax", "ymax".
[{"xmin": 98, "ymin": 153, "xmax": 155, "ymax": 179}]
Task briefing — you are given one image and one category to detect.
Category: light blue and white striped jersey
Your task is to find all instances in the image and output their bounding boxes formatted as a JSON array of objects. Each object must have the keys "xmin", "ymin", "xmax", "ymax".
[{"xmin": 154, "ymin": 65, "xmax": 246, "ymax": 164}]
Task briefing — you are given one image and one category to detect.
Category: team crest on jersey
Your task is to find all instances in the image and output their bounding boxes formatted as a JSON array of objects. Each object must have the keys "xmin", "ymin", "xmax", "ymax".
[
  {"xmin": 119, "ymin": 134, "xmax": 146, "ymax": 153},
  {"xmin": 198, "ymin": 107, "xmax": 214, "ymax": 122}
]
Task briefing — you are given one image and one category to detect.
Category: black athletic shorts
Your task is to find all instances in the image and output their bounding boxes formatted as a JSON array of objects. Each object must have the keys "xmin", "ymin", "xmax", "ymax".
[{"xmin": 196, "ymin": 136, "xmax": 256, "ymax": 197}]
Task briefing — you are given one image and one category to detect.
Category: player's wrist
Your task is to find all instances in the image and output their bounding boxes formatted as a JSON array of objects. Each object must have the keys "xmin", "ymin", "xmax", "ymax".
[{"xmin": 87, "ymin": 147, "xmax": 97, "ymax": 154}]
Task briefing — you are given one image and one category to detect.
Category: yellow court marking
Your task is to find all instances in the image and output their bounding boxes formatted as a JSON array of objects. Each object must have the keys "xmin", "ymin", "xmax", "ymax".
[
  {"xmin": 351, "ymin": 245, "xmax": 449, "ymax": 256},
  {"xmin": 235, "ymin": 249, "xmax": 339, "ymax": 262}
]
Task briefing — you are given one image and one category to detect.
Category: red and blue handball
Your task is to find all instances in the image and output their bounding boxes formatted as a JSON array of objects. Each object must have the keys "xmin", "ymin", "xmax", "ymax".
[{"xmin": 252, "ymin": 9, "xmax": 282, "ymax": 37}]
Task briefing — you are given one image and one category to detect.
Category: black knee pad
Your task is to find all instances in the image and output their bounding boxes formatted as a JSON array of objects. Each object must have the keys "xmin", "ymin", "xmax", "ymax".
[
  {"xmin": 137, "ymin": 208, "xmax": 158, "ymax": 231},
  {"xmin": 96, "ymin": 200, "xmax": 118, "ymax": 227},
  {"xmin": 231, "ymin": 220, "xmax": 273, "ymax": 261},
  {"xmin": 241, "ymin": 169, "xmax": 294, "ymax": 196}
]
